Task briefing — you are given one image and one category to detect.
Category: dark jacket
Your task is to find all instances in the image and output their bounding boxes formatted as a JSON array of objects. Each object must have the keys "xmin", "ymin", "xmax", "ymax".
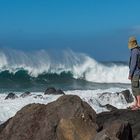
[{"xmin": 129, "ymin": 47, "xmax": 140, "ymax": 77}]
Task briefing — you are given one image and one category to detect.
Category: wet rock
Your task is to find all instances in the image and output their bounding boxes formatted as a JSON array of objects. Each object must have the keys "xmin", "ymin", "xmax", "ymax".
[
  {"xmin": 99, "ymin": 92, "xmax": 111, "ymax": 99},
  {"xmin": 20, "ymin": 91, "xmax": 31, "ymax": 98},
  {"xmin": 118, "ymin": 90, "xmax": 134, "ymax": 103},
  {"xmin": 99, "ymin": 104, "xmax": 118, "ymax": 111},
  {"xmin": 56, "ymin": 89, "xmax": 65, "ymax": 95},
  {"xmin": 5, "ymin": 93, "xmax": 18, "ymax": 100},
  {"xmin": 0, "ymin": 95, "xmax": 97, "ymax": 140},
  {"xmin": 44, "ymin": 87, "xmax": 57, "ymax": 95},
  {"xmin": 99, "ymin": 90, "xmax": 133, "ymax": 104},
  {"xmin": 44, "ymin": 87, "xmax": 65, "ymax": 95}
]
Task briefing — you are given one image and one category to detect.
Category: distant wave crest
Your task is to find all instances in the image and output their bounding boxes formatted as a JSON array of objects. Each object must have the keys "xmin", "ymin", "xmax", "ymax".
[{"xmin": 0, "ymin": 49, "xmax": 130, "ymax": 84}]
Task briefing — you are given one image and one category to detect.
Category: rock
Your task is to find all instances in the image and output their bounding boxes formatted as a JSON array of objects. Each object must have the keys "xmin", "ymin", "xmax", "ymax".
[
  {"xmin": 5, "ymin": 93, "xmax": 18, "ymax": 100},
  {"xmin": 95, "ymin": 120, "xmax": 132, "ymax": 140},
  {"xmin": 0, "ymin": 95, "xmax": 97, "ymax": 140},
  {"xmin": 44, "ymin": 87, "xmax": 65, "ymax": 95},
  {"xmin": 56, "ymin": 89, "xmax": 65, "ymax": 95},
  {"xmin": 20, "ymin": 91, "xmax": 31, "ymax": 98},
  {"xmin": 97, "ymin": 109, "xmax": 140, "ymax": 140},
  {"xmin": 135, "ymin": 134, "xmax": 140, "ymax": 140},
  {"xmin": 57, "ymin": 118, "xmax": 97, "ymax": 140},
  {"xmin": 99, "ymin": 90, "xmax": 134, "ymax": 104},
  {"xmin": 99, "ymin": 92, "xmax": 109, "ymax": 97},
  {"xmin": 99, "ymin": 104, "xmax": 118, "ymax": 111},
  {"xmin": 0, "ymin": 121, "xmax": 3, "ymax": 125},
  {"xmin": 94, "ymin": 130, "xmax": 111, "ymax": 140},
  {"xmin": 118, "ymin": 90, "xmax": 134, "ymax": 103},
  {"xmin": 0, "ymin": 118, "xmax": 11, "ymax": 133},
  {"xmin": 44, "ymin": 87, "xmax": 57, "ymax": 95},
  {"xmin": 99, "ymin": 92, "xmax": 111, "ymax": 99}
]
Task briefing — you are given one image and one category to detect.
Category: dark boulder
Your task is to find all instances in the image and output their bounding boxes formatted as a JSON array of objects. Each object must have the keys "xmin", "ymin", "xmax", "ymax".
[
  {"xmin": 44, "ymin": 87, "xmax": 57, "ymax": 95},
  {"xmin": 0, "ymin": 95, "xmax": 97, "ymax": 140},
  {"xmin": 95, "ymin": 120, "xmax": 132, "ymax": 140},
  {"xmin": 118, "ymin": 90, "xmax": 134, "ymax": 103},
  {"xmin": 5, "ymin": 93, "xmax": 18, "ymax": 100},
  {"xmin": 20, "ymin": 91, "xmax": 31, "ymax": 98},
  {"xmin": 56, "ymin": 89, "xmax": 65, "ymax": 95},
  {"xmin": 99, "ymin": 90, "xmax": 134, "ymax": 104},
  {"xmin": 44, "ymin": 87, "xmax": 65, "ymax": 95},
  {"xmin": 97, "ymin": 109, "xmax": 140, "ymax": 140},
  {"xmin": 57, "ymin": 118, "xmax": 97, "ymax": 140}
]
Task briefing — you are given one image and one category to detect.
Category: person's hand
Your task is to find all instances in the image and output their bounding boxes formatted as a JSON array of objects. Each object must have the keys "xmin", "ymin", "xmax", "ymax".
[{"xmin": 128, "ymin": 75, "xmax": 132, "ymax": 80}]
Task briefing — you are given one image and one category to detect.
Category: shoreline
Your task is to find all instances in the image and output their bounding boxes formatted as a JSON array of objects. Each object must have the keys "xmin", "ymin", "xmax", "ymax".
[
  {"xmin": 0, "ymin": 93, "xmax": 136, "ymax": 140},
  {"xmin": 0, "ymin": 87, "xmax": 133, "ymax": 124}
]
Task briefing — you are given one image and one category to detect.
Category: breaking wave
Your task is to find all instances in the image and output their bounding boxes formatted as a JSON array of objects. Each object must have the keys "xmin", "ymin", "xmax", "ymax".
[{"xmin": 0, "ymin": 48, "xmax": 130, "ymax": 85}]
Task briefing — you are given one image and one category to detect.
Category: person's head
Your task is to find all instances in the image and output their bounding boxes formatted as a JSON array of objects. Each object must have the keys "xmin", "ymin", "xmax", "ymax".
[{"xmin": 128, "ymin": 36, "xmax": 138, "ymax": 49}]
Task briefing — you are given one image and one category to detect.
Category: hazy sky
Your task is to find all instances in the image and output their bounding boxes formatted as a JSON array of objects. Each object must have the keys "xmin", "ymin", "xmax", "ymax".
[{"xmin": 0, "ymin": 0, "xmax": 140, "ymax": 61}]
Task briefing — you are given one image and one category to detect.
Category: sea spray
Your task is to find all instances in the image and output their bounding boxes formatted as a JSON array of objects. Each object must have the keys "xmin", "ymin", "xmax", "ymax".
[{"xmin": 0, "ymin": 49, "xmax": 130, "ymax": 84}]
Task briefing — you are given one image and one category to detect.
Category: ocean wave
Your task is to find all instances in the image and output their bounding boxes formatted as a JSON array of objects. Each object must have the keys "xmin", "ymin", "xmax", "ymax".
[{"xmin": 0, "ymin": 48, "xmax": 130, "ymax": 84}]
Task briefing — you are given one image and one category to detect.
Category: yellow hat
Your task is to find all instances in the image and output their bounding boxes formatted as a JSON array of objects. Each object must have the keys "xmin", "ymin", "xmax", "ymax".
[
  {"xmin": 129, "ymin": 36, "xmax": 137, "ymax": 42},
  {"xmin": 128, "ymin": 36, "xmax": 137, "ymax": 49}
]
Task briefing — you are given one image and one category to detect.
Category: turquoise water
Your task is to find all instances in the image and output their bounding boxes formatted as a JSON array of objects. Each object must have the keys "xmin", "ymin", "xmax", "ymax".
[
  {"xmin": 0, "ymin": 49, "xmax": 130, "ymax": 92},
  {"xmin": 0, "ymin": 69, "xmax": 130, "ymax": 92}
]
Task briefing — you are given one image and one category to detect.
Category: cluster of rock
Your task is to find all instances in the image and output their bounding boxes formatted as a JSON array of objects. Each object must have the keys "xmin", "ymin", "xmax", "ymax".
[
  {"xmin": 0, "ymin": 89, "xmax": 138, "ymax": 140},
  {"xmin": 4, "ymin": 87, "xmax": 65, "ymax": 100}
]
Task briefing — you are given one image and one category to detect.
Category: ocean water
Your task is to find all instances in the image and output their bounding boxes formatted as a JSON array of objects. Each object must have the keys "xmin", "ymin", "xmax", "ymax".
[
  {"xmin": 0, "ymin": 49, "xmax": 133, "ymax": 124},
  {"xmin": 0, "ymin": 48, "xmax": 130, "ymax": 91}
]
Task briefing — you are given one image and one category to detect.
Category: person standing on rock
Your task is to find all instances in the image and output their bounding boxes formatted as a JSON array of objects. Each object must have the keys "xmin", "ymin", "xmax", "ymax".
[{"xmin": 128, "ymin": 36, "xmax": 140, "ymax": 110}]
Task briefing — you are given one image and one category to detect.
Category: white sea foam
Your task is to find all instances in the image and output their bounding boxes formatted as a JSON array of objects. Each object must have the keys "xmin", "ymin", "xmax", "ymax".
[
  {"xmin": 0, "ymin": 49, "xmax": 130, "ymax": 83},
  {"xmin": 0, "ymin": 87, "xmax": 133, "ymax": 124}
]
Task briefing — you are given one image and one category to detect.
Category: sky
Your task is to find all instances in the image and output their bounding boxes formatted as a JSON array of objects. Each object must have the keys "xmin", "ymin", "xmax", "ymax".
[{"xmin": 0, "ymin": 0, "xmax": 140, "ymax": 61}]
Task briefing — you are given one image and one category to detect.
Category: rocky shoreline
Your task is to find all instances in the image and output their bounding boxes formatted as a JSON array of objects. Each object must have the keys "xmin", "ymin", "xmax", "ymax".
[{"xmin": 0, "ymin": 88, "xmax": 138, "ymax": 140}]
